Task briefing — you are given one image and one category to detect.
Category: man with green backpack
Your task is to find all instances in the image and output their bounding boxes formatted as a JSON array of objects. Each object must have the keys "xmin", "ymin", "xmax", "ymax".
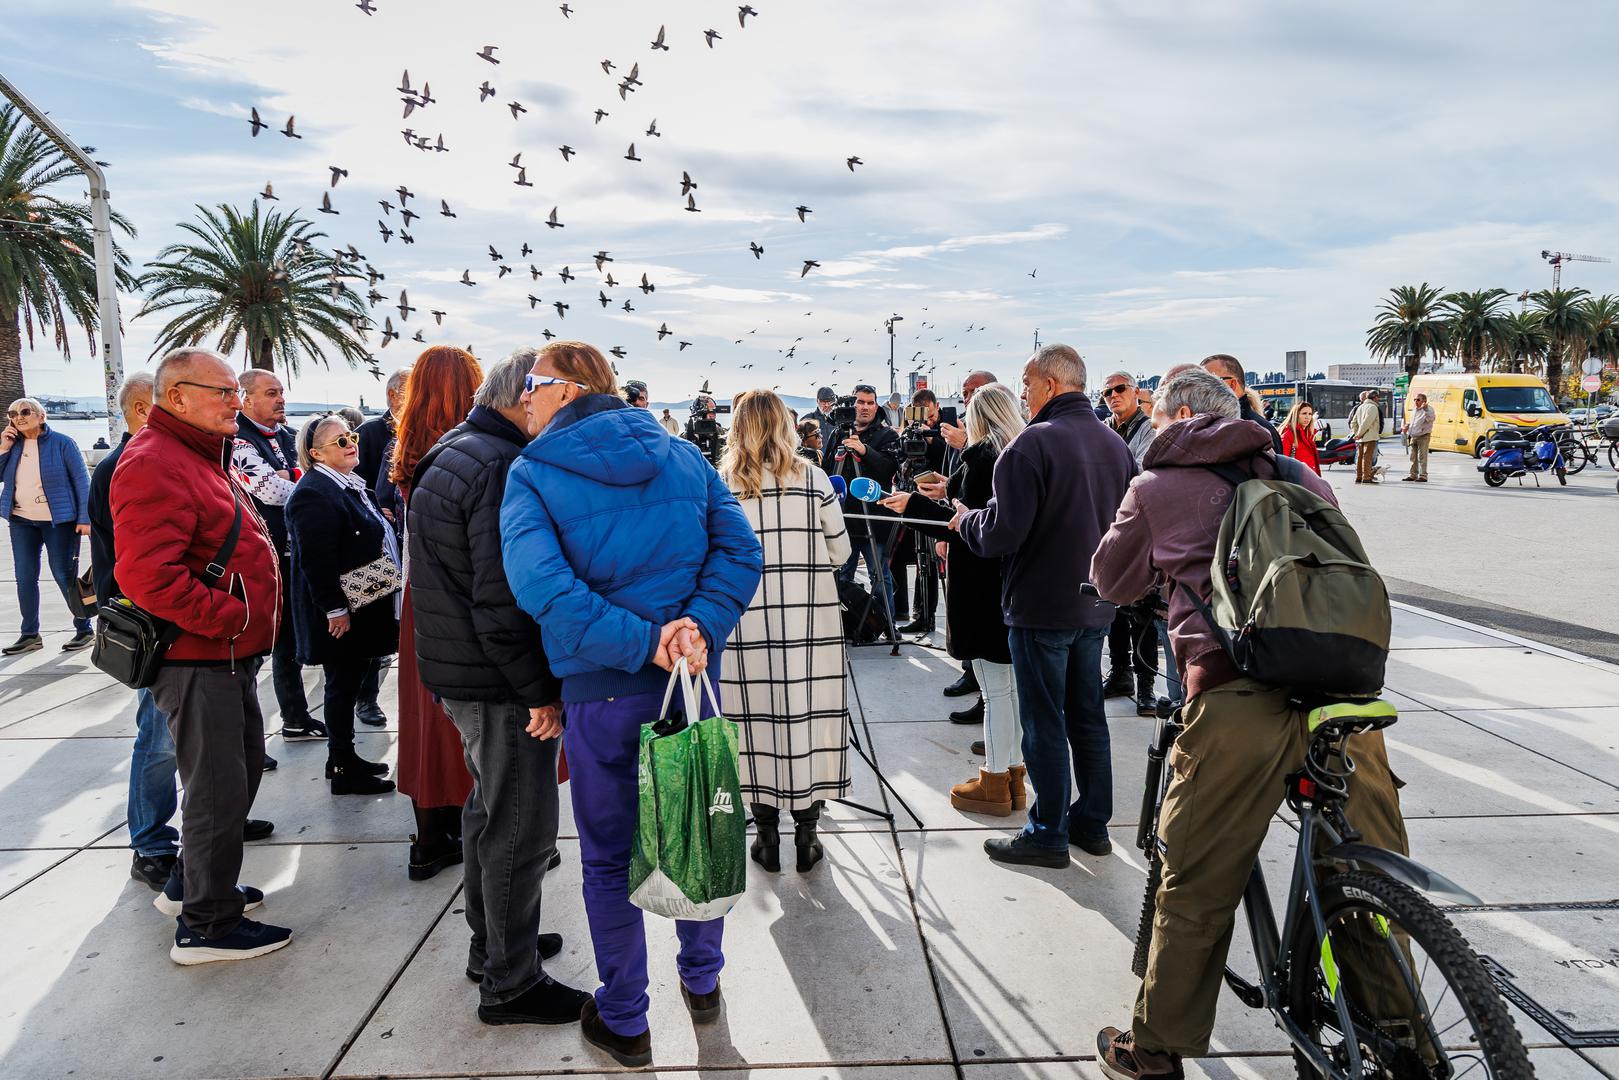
[{"xmin": 1088, "ymin": 367, "xmax": 1409, "ymax": 1080}]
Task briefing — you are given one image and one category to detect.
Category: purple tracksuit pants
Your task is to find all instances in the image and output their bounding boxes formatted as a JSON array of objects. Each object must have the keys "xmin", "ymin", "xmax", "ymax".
[{"xmin": 565, "ymin": 684, "xmax": 726, "ymax": 1038}]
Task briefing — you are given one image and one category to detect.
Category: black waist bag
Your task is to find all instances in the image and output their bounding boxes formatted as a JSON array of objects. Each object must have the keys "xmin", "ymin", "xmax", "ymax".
[{"xmin": 93, "ymin": 487, "xmax": 243, "ymax": 689}]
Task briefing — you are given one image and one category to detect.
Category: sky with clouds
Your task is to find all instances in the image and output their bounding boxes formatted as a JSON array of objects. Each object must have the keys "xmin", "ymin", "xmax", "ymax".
[{"xmin": 8, "ymin": 0, "xmax": 1619, "ymax": 407}]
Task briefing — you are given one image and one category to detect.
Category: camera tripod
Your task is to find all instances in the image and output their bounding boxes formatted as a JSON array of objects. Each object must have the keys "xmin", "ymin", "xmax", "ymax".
[{"xmin": 834, "ymin": 651, "xmax": 924, "ymax": 828}]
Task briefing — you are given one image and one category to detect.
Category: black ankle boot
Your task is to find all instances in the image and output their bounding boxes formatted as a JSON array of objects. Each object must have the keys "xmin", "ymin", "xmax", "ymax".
[
  {"xmin": 325, "ymin": 753, "xmax": 389, "ymax": 779},
  {"xmin": 750, "ymin": 804, "xmax": 780, "ymax": 873},
  {"xmin": 329, "ymin": 760, "xmax": 396, "ymax": 795},
  {"xmin": 792, "ymin": 803, "xmax": 824, "ymax": 873}
]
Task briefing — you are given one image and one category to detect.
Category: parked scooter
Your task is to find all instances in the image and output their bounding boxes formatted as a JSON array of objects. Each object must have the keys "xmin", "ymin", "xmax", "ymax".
[
  {"xmin": 1316, "ymin": 436, "xmax": 1357, "ymax": 469},
  {"xmin": 1479, "ymin": 426, "xmax": 1568, "ymax": 487}
]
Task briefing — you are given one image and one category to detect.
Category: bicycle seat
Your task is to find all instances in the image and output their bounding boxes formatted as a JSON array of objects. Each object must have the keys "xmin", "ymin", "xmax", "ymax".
[{"xmin": 1306, "ymin": 698, "xmax": 1397, "ymax": 735}]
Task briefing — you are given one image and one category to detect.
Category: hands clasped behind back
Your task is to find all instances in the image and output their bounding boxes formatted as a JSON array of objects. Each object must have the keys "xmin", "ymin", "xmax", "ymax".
[{"xmin": 654, "ymin": 617, "xmax": 709, "ymax": 675}]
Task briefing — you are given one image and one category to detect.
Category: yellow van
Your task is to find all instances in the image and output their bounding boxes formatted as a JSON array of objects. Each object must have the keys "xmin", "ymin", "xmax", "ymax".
[{"xmin": 1406, "ymin": 373, "xmax": 1569, "ymax": 457}]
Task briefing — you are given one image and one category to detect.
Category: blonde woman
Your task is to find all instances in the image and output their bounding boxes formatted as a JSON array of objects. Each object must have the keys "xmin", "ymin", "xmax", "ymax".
[
  {"xmin": 881, "ymin": 383, "xmax": 1026, "ymax": 814},
  {"xmin": 719, "ymin": 389, "xmax": 852, "ymax": 873}
]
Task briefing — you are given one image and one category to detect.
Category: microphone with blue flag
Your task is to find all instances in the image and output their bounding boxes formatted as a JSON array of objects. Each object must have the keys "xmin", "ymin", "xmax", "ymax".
[
  {"xmin": 849, "ymin": 476, "xmax": 888, "ymax": 503},
  {"xmin": 828, "ymin": 474, "xmax": 847, "ymax": 503}
]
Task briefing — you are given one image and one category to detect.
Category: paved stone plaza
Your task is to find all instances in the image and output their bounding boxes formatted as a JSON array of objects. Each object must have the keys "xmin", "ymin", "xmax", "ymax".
[{"xmin": 1, "ymin": 463, "xmax": 1618, "ymax": 1078}]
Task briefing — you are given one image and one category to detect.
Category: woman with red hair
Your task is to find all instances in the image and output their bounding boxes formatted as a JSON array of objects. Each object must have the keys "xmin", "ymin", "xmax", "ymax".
[{"xmin": 388, "ymin": 345, "xmax": 484, "ymax": 880}]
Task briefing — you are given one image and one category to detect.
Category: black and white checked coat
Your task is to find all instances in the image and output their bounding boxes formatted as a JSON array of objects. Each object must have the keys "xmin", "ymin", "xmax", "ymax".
[{"xmin": 720, "ymin": 464, "xmax": 853, "ymax": 811}]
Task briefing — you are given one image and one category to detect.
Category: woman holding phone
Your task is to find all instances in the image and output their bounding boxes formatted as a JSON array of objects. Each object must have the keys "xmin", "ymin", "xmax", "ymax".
[
  {"xmin": 879, "ymin": 383, "xmax": 1026, "ymax": 816},
  {"xmin": 1, "ymin": 398, "xmax": 94, "ymax": 655}
]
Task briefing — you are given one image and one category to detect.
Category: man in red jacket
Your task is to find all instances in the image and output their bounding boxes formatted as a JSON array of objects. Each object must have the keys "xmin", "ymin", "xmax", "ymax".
[{"xmin": 112, "ymin": 348, "xmax": 291, "ymax": 965}]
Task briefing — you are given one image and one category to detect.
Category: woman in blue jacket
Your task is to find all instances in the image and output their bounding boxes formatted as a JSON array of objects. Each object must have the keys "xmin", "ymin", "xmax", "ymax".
[
  {"xmin": 501, "ymin": 342, "xmax": 761, "ymax": 1069},
  {"xmin": 1, "ymin": 398, "xmax": 93, "ymax": 654}
]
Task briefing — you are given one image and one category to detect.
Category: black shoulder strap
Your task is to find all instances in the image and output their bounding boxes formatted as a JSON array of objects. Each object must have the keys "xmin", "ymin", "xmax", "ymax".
[{"xmin": 203, "ymin": 478, "xmax": 245, "ymax": 585}]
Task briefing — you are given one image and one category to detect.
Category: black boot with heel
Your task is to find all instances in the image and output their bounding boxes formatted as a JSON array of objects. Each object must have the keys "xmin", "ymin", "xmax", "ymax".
[
  {"xmin": 750, "ymin": 803, "xmax": 781, "ymax": 872},
  {"xmin": 793, "ymin": 802, "xmax": 824, "ymax": 873}
]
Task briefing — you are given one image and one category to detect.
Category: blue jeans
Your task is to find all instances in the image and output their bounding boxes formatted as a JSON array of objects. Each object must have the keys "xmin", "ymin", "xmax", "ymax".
[
  {"xmin": 8, "ymin": 518, "xmax": 91, "ymax": 636},
  {"xmin": 128, "ymin": 688, "xmax": 180, "ymax": 857},
  {"xmin": 565, "ymin": 680, "xmax": 727, "ymax": 1038},
  {"xmin": 1008, "ymin": 625, "xmax": 1111, "ymax": 848},
  {"xmin": 838, "ymin": 535, "xmax": 894, "ymax": 618}
]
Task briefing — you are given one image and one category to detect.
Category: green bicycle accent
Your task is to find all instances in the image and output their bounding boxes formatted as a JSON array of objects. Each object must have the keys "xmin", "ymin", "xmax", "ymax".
[
  {"xmin": 1307, "ymin": 699, "xmax": 1397, "ymax": 732},
  {"xmin": 1373, "ymin": 913, "xmax": 1392, "ymax": 938},
  {"xmin": 1321, "ymin": 935, "xmax": 1340, "ymax": 997}
]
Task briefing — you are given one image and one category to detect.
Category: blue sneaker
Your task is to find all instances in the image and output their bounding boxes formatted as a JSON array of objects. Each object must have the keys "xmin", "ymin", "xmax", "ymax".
[
  {"xmin": 170, "ymin": 916, "xmax": 291, "ymax": 966},
  {"xmin": 153, "ymin": 873, "xmax": 264, "ymax": 918}
]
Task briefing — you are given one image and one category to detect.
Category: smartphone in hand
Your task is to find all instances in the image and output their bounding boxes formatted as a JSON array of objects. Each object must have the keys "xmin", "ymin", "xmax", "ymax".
[
  {"xmin": 912, "ymin": 470, "xmax": 944, "ymax": 486},
  {"xmin": 939, "ymin": 406, "xmax": 958, "ymax": 426}
]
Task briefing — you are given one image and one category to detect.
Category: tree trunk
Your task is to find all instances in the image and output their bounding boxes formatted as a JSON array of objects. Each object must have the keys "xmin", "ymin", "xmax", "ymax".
[
  {"xmin": 1546, "ymin": 347, "xmax": 1564, "ymax": 402},
  {"xmin": 252, "ymin": 337, "xmax": 274, "ymax": 371},
  {"xmin": 1404, "ymin": 350, "xmax": 1420, "ymax": 379},
  {"xmin": 0, "ymin": 309, "xmax": 25, "ymax": 407},
  {"xmin": 1461, "ymin": 347, "xmax": 1480, "ymax": 374}
]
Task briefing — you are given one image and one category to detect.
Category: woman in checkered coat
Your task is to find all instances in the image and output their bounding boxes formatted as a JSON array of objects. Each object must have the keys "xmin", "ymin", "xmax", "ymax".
[{"xmin": 719, "ymin": 389, "xmax": 853, "ymax": 874}]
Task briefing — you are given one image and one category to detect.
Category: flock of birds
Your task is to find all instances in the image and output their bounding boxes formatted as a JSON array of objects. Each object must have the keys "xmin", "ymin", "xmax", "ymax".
[{"xmin": 242, "ymin": 1, "xmax": 1020, "ymax": 395}]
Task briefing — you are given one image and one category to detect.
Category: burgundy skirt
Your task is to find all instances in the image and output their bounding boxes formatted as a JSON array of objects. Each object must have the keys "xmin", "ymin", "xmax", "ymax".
[{"xmin": 394, "ymin": 584, "xmax": 474, "ymax": 807}]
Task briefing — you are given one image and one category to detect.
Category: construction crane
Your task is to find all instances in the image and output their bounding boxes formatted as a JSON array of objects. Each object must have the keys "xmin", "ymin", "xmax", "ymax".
[{"xmin": 1540, "ymin": 249, "xmax": 1611, "ymax": 289}]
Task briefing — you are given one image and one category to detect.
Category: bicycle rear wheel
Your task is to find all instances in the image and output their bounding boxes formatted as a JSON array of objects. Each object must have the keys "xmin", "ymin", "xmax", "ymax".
[{"xmin": 1286, "ymin": 870, "xmax": 1532, "ymax": 1080}]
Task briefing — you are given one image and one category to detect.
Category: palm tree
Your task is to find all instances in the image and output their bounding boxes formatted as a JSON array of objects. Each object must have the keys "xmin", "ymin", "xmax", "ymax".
[
  {"xmin": 1440, "ymin": 288, "xmax": 1510, "ymax": 373},
  {"xmin": 1492, "ymin": 310, "xmax": 1548, "ymax": 374},
  {"xmin": 0, "ymin": 104, "xmax": 136, "ymax": 405},
  {"xmin": 1581, "ymin": 294, "xmax": 1619, "ymax": 367},
  {"xmin": 1528, "ymin": 287, "xmax": 1591, "ymax": 402},
  {"xmin": 1366, "ymin": 284, "xmax": 1448, "ymax": 379},
  {"xmin": 135, "ymin": 202, "xmax": 374, "ymax": 375}
]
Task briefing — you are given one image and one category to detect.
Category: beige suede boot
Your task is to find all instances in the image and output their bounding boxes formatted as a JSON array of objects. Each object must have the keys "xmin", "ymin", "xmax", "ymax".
[
  {"xmin": 1008, "ymin": 764, "xmax": 1028, "ymax": 811},
  {"xmin": 950, "ymin": 768, "xmax": 1014, "ymax": 816}
]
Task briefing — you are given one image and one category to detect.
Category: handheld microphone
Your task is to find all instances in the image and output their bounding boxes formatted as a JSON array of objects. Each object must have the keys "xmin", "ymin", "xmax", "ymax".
[
  {"xmin": 828, "ymin": 475, "xmax": 847, "ymax": 503},
  {"xmin": 849, "ymin": 476, "xmax": 887, "ymax": 503}
]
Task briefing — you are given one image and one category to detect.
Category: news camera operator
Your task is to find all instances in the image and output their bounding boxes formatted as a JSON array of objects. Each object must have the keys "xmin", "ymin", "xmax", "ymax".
[
  {"xmin": 683, "ymin": 391, "xmax": 724, "ymax": 466},
  {"xmin": 822, "ymin": 383, "xmax": 900, "ymax": 614},
  {"xmin": 891, "ymin": 388, "xmax": 948, "ymax": 633}
]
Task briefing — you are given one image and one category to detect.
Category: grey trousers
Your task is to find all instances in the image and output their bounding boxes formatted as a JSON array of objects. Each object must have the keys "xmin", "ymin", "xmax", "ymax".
[
  {"xmin": 151, "ymin": 659, "xmax": 265, "ymax": 938},
  {"xmin": 443, "ymin": 698, "xmax": 561, "ymax": 1005},
  {"xmin": 1407, "ymin": 435, "xmax": 1430, "ymax": 479}
]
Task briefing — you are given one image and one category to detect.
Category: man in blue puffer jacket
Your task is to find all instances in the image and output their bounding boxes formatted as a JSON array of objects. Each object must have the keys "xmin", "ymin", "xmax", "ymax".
[{"xmin": 500, "ymin": 341, "xmax": 762, "ymax": 1069}]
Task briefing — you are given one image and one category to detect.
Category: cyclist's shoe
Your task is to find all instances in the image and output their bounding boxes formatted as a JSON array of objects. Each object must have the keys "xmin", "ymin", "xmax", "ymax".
[{"xmin": 1097, "ymin": 1027, "xmax": 1183, "ymax": 1080}]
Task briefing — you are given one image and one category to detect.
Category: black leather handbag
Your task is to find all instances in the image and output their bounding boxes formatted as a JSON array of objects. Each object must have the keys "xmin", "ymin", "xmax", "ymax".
[{"xmin": 92, "ymin": 486, "xmax": 243, "ymax": 689}]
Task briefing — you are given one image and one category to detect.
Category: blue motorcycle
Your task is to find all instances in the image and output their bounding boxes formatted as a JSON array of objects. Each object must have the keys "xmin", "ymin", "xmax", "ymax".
[{"xmin": 1479, "ymin": 425, "xmax": 1568, "ymax": 487}]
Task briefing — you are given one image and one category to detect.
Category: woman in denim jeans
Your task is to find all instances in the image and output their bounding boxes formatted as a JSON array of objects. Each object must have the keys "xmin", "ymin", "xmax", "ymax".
[{"xmin": 1, "ymin": 397, "xmax": 93, "ymax": 654}]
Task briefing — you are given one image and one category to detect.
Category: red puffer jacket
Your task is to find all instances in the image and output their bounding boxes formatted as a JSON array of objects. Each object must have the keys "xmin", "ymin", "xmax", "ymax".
[{"xmin": 111, "ymin": 406, "xmax": 281, "ymax": 663}]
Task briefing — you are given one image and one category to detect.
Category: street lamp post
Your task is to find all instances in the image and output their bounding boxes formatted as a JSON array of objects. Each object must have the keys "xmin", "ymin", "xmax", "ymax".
[
  {"xmin": 885, "ymin": 314, "xmax": 903, "ymax": 398},
  {"xmin": 0, "ymin": 73, "xmax": 125, "ymax": 442}
]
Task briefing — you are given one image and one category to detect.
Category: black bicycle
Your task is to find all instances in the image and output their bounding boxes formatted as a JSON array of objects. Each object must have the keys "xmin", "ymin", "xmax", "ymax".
[{"xmin": 1132, "ymin": 699, "xmax": 1534, "ymax": 1080}]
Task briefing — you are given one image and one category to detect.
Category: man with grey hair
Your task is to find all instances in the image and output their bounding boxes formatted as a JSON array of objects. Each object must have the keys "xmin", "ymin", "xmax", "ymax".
[
  {"xmin": 406, "ymin": 347, "xmax": 586, "ymax": 1026},
  {"xmin": 1091, "ymin": 367, "xmax": 1404, "ymax": 1079},
  {"xmin": 1099, "ymin": 369, "xmax": 1161, "ymax": 713},
  {"xmin": 357, "ymin": 366, "xmax": 411, "ymax": 490},
  {"xmin": 951, "ymin": 344, "xmax": 1136, "ymax": 868},
  {"xmin": 233, "ymin": 369, "xmax": 321, "ymax": 740},
  {"xmin": 113, "ymin": 347, "xmax": 291, "ymax": 964}
]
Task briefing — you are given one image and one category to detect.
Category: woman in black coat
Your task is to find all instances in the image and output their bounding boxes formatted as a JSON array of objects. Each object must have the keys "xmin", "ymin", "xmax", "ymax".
[
  {"xmin": 880, "ymin": 383, "xmax": 1026, "ymax": 816},
  {"xmin": 286, "ymin": 415, "xmax": 400, "ymax": 796}
]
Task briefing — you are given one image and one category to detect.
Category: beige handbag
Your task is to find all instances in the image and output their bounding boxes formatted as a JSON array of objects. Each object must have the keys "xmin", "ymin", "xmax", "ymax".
[{"xmin": 339, "ymin": 553, "xmax": 401, "ymax": 610}]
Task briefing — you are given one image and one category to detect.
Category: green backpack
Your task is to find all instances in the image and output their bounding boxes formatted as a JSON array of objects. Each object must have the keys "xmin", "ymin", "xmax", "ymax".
[{"xmin": 1183, "ymin": 456, "xmax": 1390, "ymax": 699}]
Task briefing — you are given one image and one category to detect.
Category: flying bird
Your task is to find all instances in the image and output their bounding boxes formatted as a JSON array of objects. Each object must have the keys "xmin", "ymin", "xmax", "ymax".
[
  {"xmin": 559, "ymin": 3, "xmax": 571, "ymax": 16},
  {"xmin": 594, "ymin": 251, "xmax": 613, "ymax": 271},
  {"xmin": 704, "ymin": 29, "xmax": 722, "ymax": 47},
  {"xmin": 259, "ymin": 182, "xmax": 277, "ymax": 201},
  {"xmin": 498, "ymin": 265, "xmax": 512, "ymax": 278},
  {"xmin": 399, "ymin": 128, "xmax": 416, "ymax": 145},
  {"xmin": 399, "ymin": 207, "xmax": 419, "ymax": 226},
  {"xmin": 601, "ymin": 272, "xmax": 617, "ymax": 288},
  {"xmin": 621, "ymin": 300, "xmax": 634, "ymax": 313},
  {"xmin": 397, "ymin": 290, "xmax": 415, "ymax": 319},
  {"xmin": 380, "ymin": 317, "xmax": 398, "ymax": 347},
  {"xmin": 738, "ymin": 5, "xmax": 757, "ymax": 27},
  {"xmin": 397, "ymin": 69, "xmax": 414, "ymax": 95},
  {"xmin": 514, "ymin": 167, "xmax": 533, "ymax": 187},
  {"xmin": 656, "ymin": 323, "xmax": 671, "ymax": 341},
  {"xmin": 1028, "ymin": 268, "xmax": 1037, "ymax": 278},
  {"xmin": 528, "ymin": 294, "xmax": 542, "ymax": 309},
  {"xmin": 624, "ymin": 62, "xmax": 642, "ymax": 87},
  {"xmin": 318, "ymin": 192, "xmax": 338, "ymax": 215},
  {"xmin": 396, "ymin": 185, "xmax": 413, "ymax": 203},
  {"xmin": 434, "ymin": 133, "xmax": 448, "ymax": 153},
  {"xmin": 546, "ymin": 207, "xmax": 564, "ymax": 228},
  {"xmin": 530, "ymin": 264, "xmax": 542, "ymax": 280},
  {"xmin": 417, "ymin": 83, "xmax": 434, "ymax": 106},
  {"xmin": 281, "ymin": 116, "xmax": 302, "ymax": 139},
  {"xmin": 476, "ymin": 45, "xmax": 500, "ymax": 64},
  {"xmin": 801, "ymin": 260, "xmax": 820, "ymax": 277},
  {"xmin": 646, "ymin": 118, "xmax": 660, "ymax": 138},
  {"xmin": 542, "ymin": 329, "xmax": 556, "ymax": 341},
  {"xmin": 489, "ymin": 245, "xmax": 504, "ymax": 261},
  {"xmin": 248, "ymin": 107, "xmax": 266, "ymax": 136},
  {"xmin": 846, "ymin": 156, "xmax": 863, "ymax": 171},
  {"xmin": 399, "ymin": 231, "xmax": 414, "ymax": 245},
  {"xmin": 479, "ymin": 80, "xmax": 496, "ymax": 102},
  {"xmin": 597, "ymin": 291, "xmax": 611, "ymax": 308},
  {"xmin": 601, "ymin": 59, "xmax": 615, "ymax": 74},
  {"xmin": 680, "ymin": 171, "xmax": 697, "ymax": 195},
  {"xmin": 650, "ymin": 25, "xmax": 669, "ymax": 50},
  {"xmin": 508, "ymin": 101, "xmax": 527, "ymax": 119},
  {"xmin": 553, "ymin": 301, "xmax": 568, "ymax": 318},
  {"xmin": 509, "ymin": 152, "xmax": 523, "ymax": 170},
  {"xmin": 796, "ymin": 205, "xmax": 811, "ymax": 222},
  {"xmin": 412, "ymin": 329, "xmax": 426, "ymax": 343},
  {"xmin": 558, "ymin": 265, "xmax": 574, "ymax": 282},
  {"xmin": 685, "ymin": 193, "xmax": 700, "ymax": 212},
  {"xmin": 640, "ymin": 273, "xmax": 654, "ymax": 294},
  {"xmin": 439, "ymin": 199, "xmax": 456, "ymax": 218},
  {"xmin": 460, "ymin": 269, "xmax": 475, "ymax": 286},
  {"xmin": 678, "ymin": 341, "xmax": 692, "ymax": 351},
  {"xmin": 430, "ymin": 309, "xmax": 445, "ymax": 325},
  {"xmin": 611, "ymin": 346, "xmax": 627, "ymax": 359},
  {"xmin": 617, "ymin": 80, "xmax": 634, "ymax": 101},
  {"xmin": 356, "ymin": 0, "xmax": 376, "ymax": 13},
  {"xmin": 329, "ymin": 166, "xmax": 348, "ymax": 188},
  {"xmin": 624, "ymin": 143, "xmax": 640, "ymax": 162},
  {"xmin": 520, "ymin": 242, "xmax": 532, "ymax": 257},
  {"xmin": 749, "ymin": 241, "xmax": 763, "ymax": 259},
  {"xmin": 593, "ymin": 108, "xmax": 609, "ymax": 124},
  {"xmin": 366, "ymin": 288, "xmax": 384, "ymax": 304},
  {"xmin": 377, "ymin": 220, "xmax": 393, "ymax": 243},
  {"xmin": 559, "ymin": 144, "xmax": 575, "ymax": 161}
]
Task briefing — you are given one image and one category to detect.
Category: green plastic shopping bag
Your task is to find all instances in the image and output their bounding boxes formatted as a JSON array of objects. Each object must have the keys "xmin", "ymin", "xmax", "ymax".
[{"xmin": 628, "ymin": 658, "xmax": 747, "ymax": 920}]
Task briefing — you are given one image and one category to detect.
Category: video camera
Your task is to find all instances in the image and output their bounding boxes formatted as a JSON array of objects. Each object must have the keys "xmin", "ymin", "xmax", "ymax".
[
  {"xmin": 683, "ymin": 386, "xmax": 729, "ymax": 466},
  {"xmin": 829, "ymin": 394, "xmax": 860, "ymax": 460}
]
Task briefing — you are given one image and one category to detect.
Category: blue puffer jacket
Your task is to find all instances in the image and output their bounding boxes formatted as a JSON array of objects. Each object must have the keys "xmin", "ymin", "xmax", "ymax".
[
  {"xmin": 0, "ymin": 425, "xmax": 90, "ymax": 526},
  {"xmin": 500, "ymin": 394, "xmax": 763, "ymax": 703}
]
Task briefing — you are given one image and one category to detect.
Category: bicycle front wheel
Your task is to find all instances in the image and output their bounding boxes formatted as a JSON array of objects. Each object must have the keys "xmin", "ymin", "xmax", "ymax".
[{"xmin": 1286, "ymin": 870, "xmax": 1533, "ymax": 1080}]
